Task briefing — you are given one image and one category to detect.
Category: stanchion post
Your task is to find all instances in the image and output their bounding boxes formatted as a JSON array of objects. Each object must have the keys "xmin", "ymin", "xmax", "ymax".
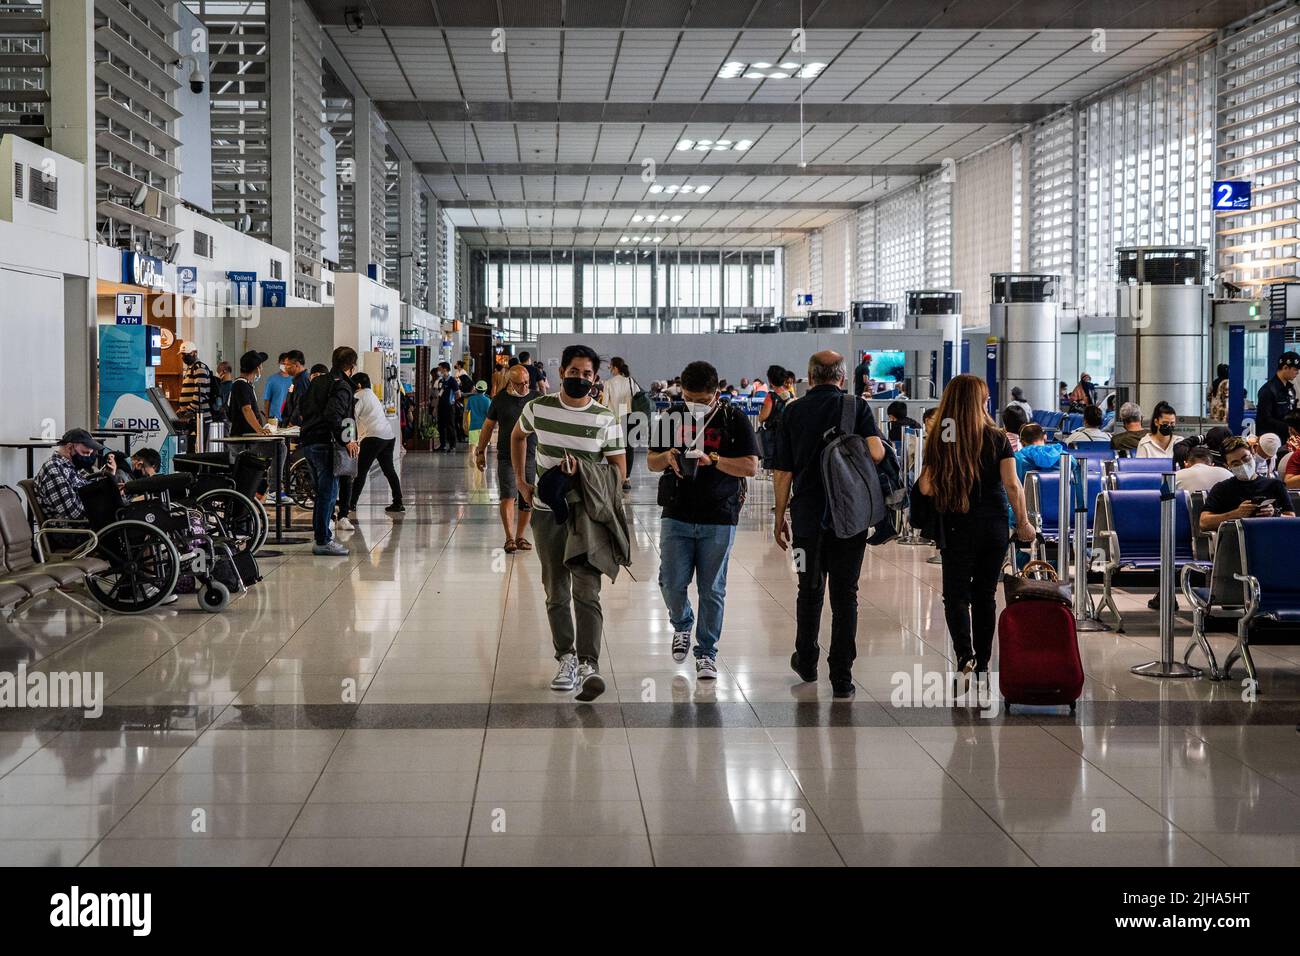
[
  {"xmin": 1073, "ymin": 458, "xmax": 1107, "ymax": 631},
  {"xmin": 1056, "ymin": 452, "xmax": 1072, "ymax": 580},
  {"xmin": 1131, "ymin": 473, "xmax": 1200, "ymax": 678}
]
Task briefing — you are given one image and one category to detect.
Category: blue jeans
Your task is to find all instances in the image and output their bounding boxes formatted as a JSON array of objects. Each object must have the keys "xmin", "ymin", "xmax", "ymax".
[
  {"xmin": 303, "ymin": 443, "xmax": 339, "ymax": 545},
  {"xmin": 657, "ymin": 518, "xmax": 736, "ymax": 659}
]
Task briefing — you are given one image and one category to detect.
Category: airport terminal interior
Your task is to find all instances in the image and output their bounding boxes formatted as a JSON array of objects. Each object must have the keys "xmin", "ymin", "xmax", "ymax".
[{"xmin": 1, "ymin": 0, "xmax": 1300, "ymax": 876}]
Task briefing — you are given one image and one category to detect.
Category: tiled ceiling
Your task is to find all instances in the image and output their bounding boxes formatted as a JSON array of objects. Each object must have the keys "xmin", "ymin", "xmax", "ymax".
[{"xmin": 307, "ymin": 11, "xmax": 1242, "ymax": 246}]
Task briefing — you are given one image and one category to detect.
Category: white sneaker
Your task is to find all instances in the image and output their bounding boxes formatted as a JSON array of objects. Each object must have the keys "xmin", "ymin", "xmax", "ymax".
[
  {"xmin": 336, "ymin": 517, "xmax": 354, "ymax": 531},
  {"xmin": 695, "ymin": 657, "xmax": 718, "ymax": 681},
  {"xmin": 671, "ymin": 629, "xmax": 691, "ymax": 663},
  {"xmin": 575, "ymin": 662, "xmax": 606, "ymax": 702},
  {"xmin": 549, "ymin": 653, "xmax": 578, "ymax": 691}
]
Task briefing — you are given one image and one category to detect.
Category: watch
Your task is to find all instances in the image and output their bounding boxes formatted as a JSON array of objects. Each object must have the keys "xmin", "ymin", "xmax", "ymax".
[{"xmin": 709, "ymin": 452, "xmax": 719, "ymax": 463}]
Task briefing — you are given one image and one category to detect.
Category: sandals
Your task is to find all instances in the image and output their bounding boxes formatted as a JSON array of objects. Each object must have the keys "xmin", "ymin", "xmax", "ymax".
[
  {"xmin": 503, "ymin": 538, "xmax": 518, "ymax": 554},
  {"xmin": 514, "ymin": 538, "xmax": 532, "ymax": 551}
]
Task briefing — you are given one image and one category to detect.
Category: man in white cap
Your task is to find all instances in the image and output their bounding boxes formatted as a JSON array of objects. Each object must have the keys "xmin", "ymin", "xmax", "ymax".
[{"xmin": 178, "ymin": 341, "xmax": 216, "ymax": 447}]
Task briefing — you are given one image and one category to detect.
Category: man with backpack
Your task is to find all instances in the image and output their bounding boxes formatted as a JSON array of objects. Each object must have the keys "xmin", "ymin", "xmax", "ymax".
[
  {"xmin": 772, "ymin": 350, "xmax": 886, "ymax": 699},
  {"xmin": 647, "ymin": 361, "xmax": 759, "ymax": 681}
]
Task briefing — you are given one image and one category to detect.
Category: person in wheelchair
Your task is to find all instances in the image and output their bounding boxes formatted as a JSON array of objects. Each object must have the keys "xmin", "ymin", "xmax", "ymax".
[
  {"xmin": 1200, "ymin": 436, "xmax": 1294, "ymax": 534},
  {"xmin": 34, "ymin": 428, "xmax": 121, "ymax": 521},
  {"xmin": 129, "ymin": 447, "xmax": 161, "ymax": 479}
]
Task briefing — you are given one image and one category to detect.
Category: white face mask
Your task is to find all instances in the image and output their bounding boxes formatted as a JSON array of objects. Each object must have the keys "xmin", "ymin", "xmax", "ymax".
[
  {"xmin": 684, "ymin": 399, "xmax": 714, "ymax": 419},
  {"xmin": 1229, "ymin": 458, "xmax": 1256, "ymax": 480}
]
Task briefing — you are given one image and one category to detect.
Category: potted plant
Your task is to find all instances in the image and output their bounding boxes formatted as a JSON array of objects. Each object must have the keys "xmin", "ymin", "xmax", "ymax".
[{"xmin": 404, "ymin": 408, "xmax": 437, "ymax": 452}]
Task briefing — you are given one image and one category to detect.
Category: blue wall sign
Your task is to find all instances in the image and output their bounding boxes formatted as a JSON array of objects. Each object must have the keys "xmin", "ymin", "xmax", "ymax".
[
  {"xmin": 177, "ymin": 265, "xmax": 197, "ymax": 295},
  {"xmin": 227, "ymin": 271, "xmax": 257, "ymax": 307},
  {"xmin": 121, "ymin": 250, "xmax": 165, "ymax": 289},
  {"xmin": 260, "ymin": 280, "xmax": 287, "ymax": 308},
  {"xmin": 1212, "ymin": 181, "xmax": 1251, "ymax": 211}
]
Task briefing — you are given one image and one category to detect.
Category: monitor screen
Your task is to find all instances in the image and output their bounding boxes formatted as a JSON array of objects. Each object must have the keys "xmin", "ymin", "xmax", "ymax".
[{"xmin": 861, "ymin": 350, "xmax": 905, "ymax": 384}]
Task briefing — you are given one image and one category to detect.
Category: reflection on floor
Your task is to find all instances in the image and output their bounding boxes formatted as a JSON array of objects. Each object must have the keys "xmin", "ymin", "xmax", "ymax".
[{"xmin": 2, "ymin": 450, "xmax": 1299, "ymax": 867}]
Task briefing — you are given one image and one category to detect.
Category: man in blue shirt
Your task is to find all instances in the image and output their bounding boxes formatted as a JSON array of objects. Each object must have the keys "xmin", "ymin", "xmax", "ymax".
[
  {"xmin": 279, "ymin": 350, "xmax": 312, "ymax": 426},
  {"xmin": 262, "ymin": 352, "xmax": 293, "ymax": 420}
]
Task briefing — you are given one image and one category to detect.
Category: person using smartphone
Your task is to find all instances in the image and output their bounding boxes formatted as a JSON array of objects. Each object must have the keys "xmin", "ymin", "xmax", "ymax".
[{"xmin": 1199, "ymin": 436, "xmax": 1294, "ymax": 533}]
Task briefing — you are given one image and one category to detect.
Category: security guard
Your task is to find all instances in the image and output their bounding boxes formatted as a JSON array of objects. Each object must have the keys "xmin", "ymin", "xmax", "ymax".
[{"xmin": 1256, "ymin": 351, "xmax": 1299, "ymax": 445}]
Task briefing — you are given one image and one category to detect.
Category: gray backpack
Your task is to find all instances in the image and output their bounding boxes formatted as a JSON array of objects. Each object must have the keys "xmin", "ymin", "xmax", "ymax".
[{"xmin": 819, "ymin": 395, "xmax": 886, "ymax": 538}]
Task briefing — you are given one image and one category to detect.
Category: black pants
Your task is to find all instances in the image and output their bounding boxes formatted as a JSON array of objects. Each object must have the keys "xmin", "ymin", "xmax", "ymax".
[
  {"xmin": 436, "ymin": 404, "xmax": 456, "ymax": 450},
  {"xmin": 621, "ymin": 415, "xmax": 636, "ymax": 480},
  {"xmin": 939, "ymin": 514, "xmax": 1008, "ymax": 670},
  {"xmin": 792, "ymin": 527, "xmax": 869, "ymax": 683},
  {"xmin": 335, "ymin": 475, "xmax": 352, "ymax": 520},
  {"xmin": 350, "ymin": 437, "xmax": 402, "ymax": 509}
]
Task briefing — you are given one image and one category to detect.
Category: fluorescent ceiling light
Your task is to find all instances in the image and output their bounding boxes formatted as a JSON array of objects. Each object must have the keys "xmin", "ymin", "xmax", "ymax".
[
  {"xmin": 649, "ymin": 184, "xmax": 664, "ymax": 193},
  {"xmin": 734, "ymin": 140, "xmax": 753, "ymax": 150},
  {"xmin": 676, "ymin": 139, "xmax": 693, "ymax": 151},
  {"xmin": 670, "ymin": 214, "xmax": 683, "ymax": 222},
  {"xmin": 720, "ymin": 61, "xmax": 827, "ymax": 80}
]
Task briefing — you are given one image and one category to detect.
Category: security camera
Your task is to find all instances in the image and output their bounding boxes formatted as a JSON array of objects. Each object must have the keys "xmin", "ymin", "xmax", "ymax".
[
  {"xmin": 176, "ymin": 56, "xmax": 205, "ymax": 94},
  {"xmin": 344, "ymin": 6, "xmax": 364, "ymax": 31}
]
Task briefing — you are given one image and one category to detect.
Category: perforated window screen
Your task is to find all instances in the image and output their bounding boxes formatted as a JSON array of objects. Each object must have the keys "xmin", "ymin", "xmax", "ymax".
[
  {"xmin": 1077, "ymin": 48, "xmax": 1215, "ymax": 315},
  {"xmin": 855, "ymin": 205, "xmax": 876, "ymax": 300},
  {"xmin": 923, "ymin": 177, "xmax": 953, "ymax": 289},
  {"xmin": 1029, "ymin": 111, "xmax": 1077, "ymax": 306},
  {"xmin": 808, "ymin": 232, "xmax": 824, "ymax": 309},
  {"xmin": 953, "ymin": 140, "xmax": 1017, "ymax": 330},
  {"xmin": 1217, "ymin": 5, "xmax": 1300, "ymax": 290},
  {"xmin": 874, "ymin": 184, "xmax": 925, "ymax": 311}
]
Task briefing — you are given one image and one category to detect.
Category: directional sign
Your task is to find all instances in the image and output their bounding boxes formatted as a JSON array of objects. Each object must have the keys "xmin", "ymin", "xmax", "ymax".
[{"xmin": 115, "ymin": 292, "xmax": 144, "ymax": 325}]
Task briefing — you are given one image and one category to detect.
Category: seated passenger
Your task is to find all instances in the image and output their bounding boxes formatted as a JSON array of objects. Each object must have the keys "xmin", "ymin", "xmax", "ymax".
[
  {"xmin": 885, "ymin": 399, "xmax": 921, "ymax": 444},
  {"xmin": 129, "ymin": 447, "xmax": 162, "ymax": 479},
  {"xmin": 1001, "ymin": 404, "xmax": 1029, "ymax": 452},
  {"xmin": 1064, "ymin": 404, "xmax": 1110, "ymax": 444},
  {"xmin": 1135, "ymin": 401, "xmax": 1177, "ymax": 458},
  {"xmin": 1248, "ymin": 432, "xmax": 1282, "ymax": 478},
  {"xmin": 1199, "ymin": 436, "xmax": 1294, "ymax": 533},
  {"xmin": 1284, "ymin": 412, "xmax": 1300, "ymax": 489},
  {"xmin": 34, "ymin": 428, "xmax": 118, "ymax": 520},
  {"xmin": 1174, "ymin": 446, "xmax": 1231, "ymax": 494},
  {"xmin": 1008, "ymin": 386, "xmax": 1032, "ymax": 419},
  {"xmin": 1111, "ymin": 402, "xmax": 1145, "ymax": 454},
  {"xmin": 1014, "ymin": 423, "xmax": 1064, "ymax": 481}
]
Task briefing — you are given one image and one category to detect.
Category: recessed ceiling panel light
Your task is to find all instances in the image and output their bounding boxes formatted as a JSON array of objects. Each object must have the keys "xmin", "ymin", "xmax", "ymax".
[
  {"xmin": 670, "ymin": 214, "xmax": 683, "ymax": 222},
  {"xmin": 695, "ymin": 184, "xmax": 711, "ymax": 194},
  {"xmin": 798, "ymin": 63, "xmax": 827, "ymax": 78},
  {"xmin": 632, "ymin": 215, "xmax": 644, "ymax": 222},
  {"xmin": 649, "ymin": 184, "xmax": 664, "ymax": 193},
  {"xmin": 752, "ymin": 62, "xmax": 771, "ymax": 69},
  {"xmin": 743, "ymin": 71, "xmax": 765, "ymax": 79},
  {"xmin": 780, "ymin": 62, "xmax": 799, "ymax": 69},
  {"xmin": 734, "ymin": 140, "xmax": 753, "ymax": 150},
  {"xmin": 676, "ymin": 139, "xmax": 693, "ymax": 151}
]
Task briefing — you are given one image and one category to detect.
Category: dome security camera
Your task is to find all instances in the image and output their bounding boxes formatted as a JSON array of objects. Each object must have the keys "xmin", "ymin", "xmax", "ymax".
[{"xmin": 176, "ymin": 56, "xmax": 205, "ymax": 94}]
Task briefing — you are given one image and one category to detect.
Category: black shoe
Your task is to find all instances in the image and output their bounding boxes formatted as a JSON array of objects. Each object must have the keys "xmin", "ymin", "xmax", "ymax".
[
  {"xmin": 790, "ymin": 652, "xmax": 817, "ymax": 683},
  {"xmin": 832, "ymin": 682, "xmax": 856, "ymax": 699},
  {"xmin": 385, "ymin": 503, "xmax": 405, "ymax": 513}
]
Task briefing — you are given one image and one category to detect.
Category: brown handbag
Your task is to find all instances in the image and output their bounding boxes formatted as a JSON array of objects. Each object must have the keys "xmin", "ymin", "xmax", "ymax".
[{"xmin": 1002, "ymin": 559, "xmax": 1073, "ymax": 607}]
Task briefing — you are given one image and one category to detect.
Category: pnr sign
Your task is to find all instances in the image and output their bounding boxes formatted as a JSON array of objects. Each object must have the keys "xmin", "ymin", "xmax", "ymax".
[{"xmin": 1212, "ymin": 181, "xmax": 1251, "ymax": 210}]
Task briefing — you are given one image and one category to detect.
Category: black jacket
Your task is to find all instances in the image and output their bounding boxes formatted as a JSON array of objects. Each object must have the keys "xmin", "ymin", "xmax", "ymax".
[
  {"xmin": 299, "ymin": 370, "xmax": 355, "ymax": 446},
  {"xmin": 1256, "ymin": 375, "xmax": 1296, "ymax": 443}
]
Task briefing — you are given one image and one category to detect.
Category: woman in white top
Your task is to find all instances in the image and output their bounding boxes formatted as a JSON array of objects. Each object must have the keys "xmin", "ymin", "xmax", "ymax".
[
  {"xmin": 345, "ymin": 372, "xmax": 405, "ymax": 515},
  {"xmin": 603, "ymin": 357, "xmax": 637, "ymax": 490},
  {"xmin": 1135, "ymin": 401, "xmax": 1178, "ymax": 458}
]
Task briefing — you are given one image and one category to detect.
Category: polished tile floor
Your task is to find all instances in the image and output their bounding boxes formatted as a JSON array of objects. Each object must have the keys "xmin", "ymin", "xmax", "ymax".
[{"xmin": 2, "ymin": 449, "xmax": 1299, "ymax": 867}]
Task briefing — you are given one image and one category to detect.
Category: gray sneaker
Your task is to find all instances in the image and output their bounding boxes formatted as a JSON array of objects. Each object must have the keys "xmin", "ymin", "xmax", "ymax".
[
  {"xmin": 312, "ymin": 540, "xmax": 349, "ymax": 556},
  {"xmin": 575, "ymin": 662, "xmax": 606, "ymax": 702},
  {"xmin": 549, "ymin": 653, "xmax": 578, "ymax": 691}
]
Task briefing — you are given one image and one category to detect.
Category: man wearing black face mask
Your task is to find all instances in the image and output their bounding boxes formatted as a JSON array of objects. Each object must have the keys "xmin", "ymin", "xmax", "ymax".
[
  {"xmin": 1136, "ymin": 401, "xmax": 1178, "ymax": 458},
  {"xmin": 34, "ymin": 428, "xmax": 118, "ymax": 521},
  {"xmin": 177, "ymin": 342, "xmax": 215, "ymax": 445}
]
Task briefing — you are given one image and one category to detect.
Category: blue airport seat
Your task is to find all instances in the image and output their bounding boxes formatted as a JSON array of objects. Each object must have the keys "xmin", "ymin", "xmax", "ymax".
[
  {"xmin": 1062, "ymin": 413, "xmax": 1084, "ymax": 432},
  {"xmin": 1102, "ymin": 412, "xmax": 1115, "ymax": 428},
  {"xmin": 1183, "ymin": 517, "xmax": 1300, "ymax": 687},
  {"xmin": 1111, "ymin": 472, "xmax": 1166, "ymax": 491},
  {"xmin": 1093, "ymin": 489, "xmax": 1194, "ymax": 630},
  {"xmin": 1114, "ymin": 457, "xmax": 1175, "ymax": 474},
  {"xmin": 1025, "ymin": 466, "xmax": 1099, "ymax": 560}
]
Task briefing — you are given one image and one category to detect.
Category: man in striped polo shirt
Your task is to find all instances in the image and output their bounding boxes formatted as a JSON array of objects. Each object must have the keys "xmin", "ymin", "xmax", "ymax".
[{"xmin": 512, "ymin": 344, "xmax": 626, "ymax": 701}]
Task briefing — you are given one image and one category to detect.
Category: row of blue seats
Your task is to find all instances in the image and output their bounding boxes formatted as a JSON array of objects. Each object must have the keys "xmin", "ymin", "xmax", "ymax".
[{"xmin": 1030, "ymin": 410, "xmax": 1117, "ymax": 435}]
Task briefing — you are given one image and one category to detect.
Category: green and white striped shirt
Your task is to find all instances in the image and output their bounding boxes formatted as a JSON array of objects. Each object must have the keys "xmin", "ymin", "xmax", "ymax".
[{"xmin": 517, "ymin": 394, "xmax": 624, "ymax": 510}]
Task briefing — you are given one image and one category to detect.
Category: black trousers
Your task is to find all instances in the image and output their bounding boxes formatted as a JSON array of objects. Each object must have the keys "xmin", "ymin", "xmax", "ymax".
[
  {"xmin": 939, "ymin": 514, "xmax": 1008, "ymax": 669},
  {"xmin": 350, "ymin": 437, "xmax": 403, "ymax": 508},
  {"xmin": 620, "ymin": 415, "xmax": 636, "ymax": 479},
  {"xmin": 792, "ymin": 527, "xmax": 869, "ymax": 683},
  {"xmin": 436, "ymin": 404, "xmax": 456, "ymax": 449}
]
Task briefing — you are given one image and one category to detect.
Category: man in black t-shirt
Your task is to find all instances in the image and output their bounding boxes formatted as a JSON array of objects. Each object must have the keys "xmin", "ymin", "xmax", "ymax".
[
  {"xmin": 773, "ymin": 350, "xmax": 886, "ymax": 698},
  {"xmin": 648, "ymin": 361, "xmax": 759, "ymax": 680},
  {"xmin": 1200, "ymin": 436, "xmax": 1294, "ymax": 533}
]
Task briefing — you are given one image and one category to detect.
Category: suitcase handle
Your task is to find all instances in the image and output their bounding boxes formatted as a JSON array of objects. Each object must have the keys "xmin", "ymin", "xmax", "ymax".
[{"xmin": 1020, "ymin": 559, "xmax": 1059, "ymax": 582}]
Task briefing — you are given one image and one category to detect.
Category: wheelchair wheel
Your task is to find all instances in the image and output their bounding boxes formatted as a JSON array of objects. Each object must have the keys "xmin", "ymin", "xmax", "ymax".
[
  {"xmin": 195, "ymin": 488, "xmax": 268, "ymax": 554},
  {"xmin": 85, "ymin": 519, "xmax": 181, "ymax": 614},
  {"xmin": 287, "ymin": 456, "xmax": 315, "ymax": 509},
  {"xmin": 198, "ymin": 581, "xmax": 230, "ymax": 613}
]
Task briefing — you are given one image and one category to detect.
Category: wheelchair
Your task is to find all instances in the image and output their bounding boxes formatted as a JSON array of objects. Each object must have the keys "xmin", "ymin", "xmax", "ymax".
[
  {"xmin": 75, "ymin": 473, "xmax": 252, "ymax": 614},
  {"xmin": 173, "ymin": 450, "xmax": 270, "ymax": 554}
]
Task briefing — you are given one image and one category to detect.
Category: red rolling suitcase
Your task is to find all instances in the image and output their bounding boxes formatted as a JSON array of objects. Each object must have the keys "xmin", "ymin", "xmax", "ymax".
[{"xmin": 997, "ymin": 561, "xmax": 1084, "ymax": 712}]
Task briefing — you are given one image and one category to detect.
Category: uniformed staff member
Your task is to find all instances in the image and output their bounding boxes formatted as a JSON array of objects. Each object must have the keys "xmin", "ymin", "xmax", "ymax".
[{"xmin": 1256, "ymin": 351, "xmax": 1299, "ymax": 446}]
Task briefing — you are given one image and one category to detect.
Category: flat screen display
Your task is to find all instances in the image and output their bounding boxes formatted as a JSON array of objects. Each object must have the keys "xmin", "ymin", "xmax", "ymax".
[{"xmin": 861, "ymin": 350, "xmax": 905, "ymax": 384}]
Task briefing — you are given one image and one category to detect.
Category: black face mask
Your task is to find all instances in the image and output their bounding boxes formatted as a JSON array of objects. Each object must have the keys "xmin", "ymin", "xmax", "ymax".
[
  {"xmin": 183, "ymin": 354, "xmax": 197, "ymax": 366},
  {"xmin": 72, "ymin": 453, "xmax": 99, "ymax": 470},
  {"xmin": 1157, "ymin": 423, "xmax": 1175, "ymax": 436},
  {"xmin": 561, "ymin": 377, "xmax": 592, "ymax": 399}
]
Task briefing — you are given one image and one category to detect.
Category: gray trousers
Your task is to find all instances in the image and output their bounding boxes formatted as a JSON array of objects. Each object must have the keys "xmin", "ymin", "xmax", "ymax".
[{"xmin": 533, "ymin": 514, "xmax": 603, "ymax": 664}]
